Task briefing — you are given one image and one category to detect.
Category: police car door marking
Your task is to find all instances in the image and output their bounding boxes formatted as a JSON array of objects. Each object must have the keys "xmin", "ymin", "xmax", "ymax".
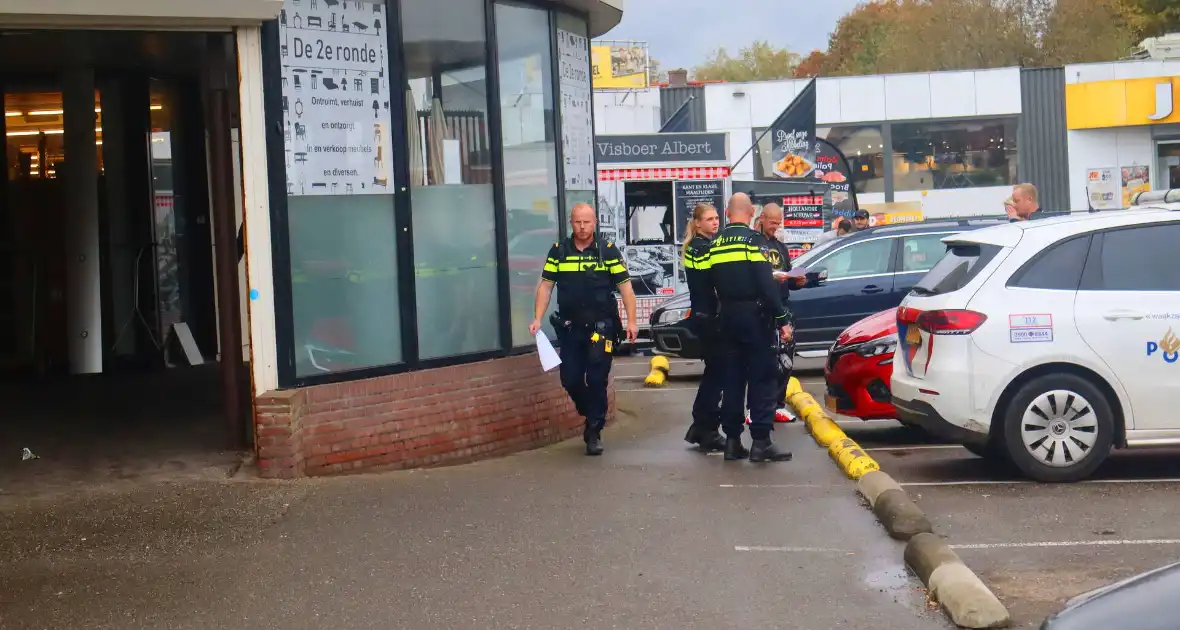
[{"xmin": 1009, "ymin": 313, "xmax": 1053, "ymax": 343}]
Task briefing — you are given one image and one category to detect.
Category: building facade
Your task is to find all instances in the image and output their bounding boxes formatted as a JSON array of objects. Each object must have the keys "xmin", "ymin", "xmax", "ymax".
[
  {"xmin": 594, "ymin": 60, "xmax": 1180, "ymax": 217},
  {"xmin": 0, "ymin": 0, "xmax": 624, "ymax": 480}
]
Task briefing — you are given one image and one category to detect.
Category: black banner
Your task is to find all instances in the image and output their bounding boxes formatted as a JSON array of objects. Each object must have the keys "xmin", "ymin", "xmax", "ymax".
[
  {"xmin": 673, "ymin": 179, "xmax": 725, "ymax": 241},
  {"xmin": 766, "ymin": 81, "xmax": 817, "ymax": 181}
]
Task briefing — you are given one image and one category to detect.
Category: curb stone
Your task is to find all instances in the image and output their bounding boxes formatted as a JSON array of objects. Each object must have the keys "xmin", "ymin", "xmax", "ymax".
[
  {"xmin": 905, "ymin": 533, "xmax": 1012, "ymax": 628},
  {"xmin": 644, "ymin": 356, "xmax": 670, "ymax": 388},
  {"xmin": 784, "ymin": 378, "xmax": 1010, "ymax": 628}
]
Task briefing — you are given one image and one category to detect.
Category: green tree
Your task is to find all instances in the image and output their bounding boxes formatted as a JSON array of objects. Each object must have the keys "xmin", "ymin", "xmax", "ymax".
[
  {"xmin": 693, "ymin": 40, "xmax": 800, "ymax": 82},
  {"xmin": 823, "ymin": 0, "xmax": 905, "ymax": 76},
  {"xmin": 1121, "ymin": 0, "xmax": 1180, "ymax": 40},
  {"xmin": 1040, "ymin": 0, "xmax": 1138, "ymax": 66}
]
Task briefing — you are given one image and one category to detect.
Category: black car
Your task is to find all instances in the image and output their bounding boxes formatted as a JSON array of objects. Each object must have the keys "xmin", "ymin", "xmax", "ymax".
[
  {"xmin": 649, "ymin": 217, "xmax": 1010, "ymax": 359},
  {"xmin": 1041, "ymin": 561, "xmax": 1180, "ymax": 629}
]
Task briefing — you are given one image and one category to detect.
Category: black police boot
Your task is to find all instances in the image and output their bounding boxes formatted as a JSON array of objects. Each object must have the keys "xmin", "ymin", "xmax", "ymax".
[
  {"xmin": 585, "ymin": 429, "xmax": 604, "ymax": 456},
  {"xmin": 749, "ymin": 439, "xmax": 792, "ymax": 463},
  {"xmin": 724, "ymin": 436, "xmax": 749, "ymax": 461},
  {"xmin": 684, "ymin": 424, "xmax": 726, "ymax": 452}
]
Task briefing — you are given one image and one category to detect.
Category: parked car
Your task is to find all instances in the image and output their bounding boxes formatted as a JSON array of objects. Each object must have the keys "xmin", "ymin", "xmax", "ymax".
[
  {"xmin": 1040, "ymin": 560, "xmax": 1180, "ymax": 629},
  {"xmin": 649, "ymin": 218, "xmax": 1009, "ymax": 359},
  {"xmin": 824, "ymin": 308, "xmax": 899, "ymax": 420},
  {"xmin": 892, "ymin": 198, "xmax": 1180, "ymax": 482}
]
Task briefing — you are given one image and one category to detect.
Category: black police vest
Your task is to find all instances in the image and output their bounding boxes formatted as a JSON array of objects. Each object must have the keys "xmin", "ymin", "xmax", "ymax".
[{"xmin": 555, "ymin": 239, "xmax": 616, "ymax": 319}]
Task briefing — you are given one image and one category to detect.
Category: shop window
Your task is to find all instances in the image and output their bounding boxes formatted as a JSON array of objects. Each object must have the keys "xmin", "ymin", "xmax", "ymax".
[
  {"xmin": 496, "ymin": 2, "xmax": 560, "ymax": 347},
  {"xmin": 278, "ymin": 0, "xmax": 403, "ymax": 377},
  {"xmin": 401, "ymin": 0, "xmax": 500, "ymax": 360},
  {"xmin": 891, "ymin": 118, "xmax": 1017, "ymax": 192},
  {"xmin": 751, "ymin": 125, "xmax": 885, "ymax": 194}
]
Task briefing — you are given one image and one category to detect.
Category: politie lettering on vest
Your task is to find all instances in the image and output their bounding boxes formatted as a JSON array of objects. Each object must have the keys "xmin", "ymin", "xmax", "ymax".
[{"xmin": 530, "ymin": 203, "xmax": 638, "ymax": 457}]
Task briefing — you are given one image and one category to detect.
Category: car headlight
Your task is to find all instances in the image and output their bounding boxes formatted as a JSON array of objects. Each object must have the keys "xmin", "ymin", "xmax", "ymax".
[
  {"xmin": 851, "ymin": 334, "xmax": 898, "ymax": 358},
  {"xmin": 658, "ymin": 308, "xmax": 691, "ymax": 324}
]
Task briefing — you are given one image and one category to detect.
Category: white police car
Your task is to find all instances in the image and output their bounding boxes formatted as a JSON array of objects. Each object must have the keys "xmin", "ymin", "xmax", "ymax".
[{"xmin": 891, "ymin": 190, "xmax": 1180, "ymax": 482}]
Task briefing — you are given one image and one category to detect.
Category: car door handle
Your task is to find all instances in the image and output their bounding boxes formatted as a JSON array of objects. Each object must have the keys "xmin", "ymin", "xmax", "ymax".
[
  {"xmin": 1103, "ymin": 310, "xmax": 1146, "ymax": 321},
  {"xmin": 861, "ymin": 285, "xmax": 884, "ymax": 294}
]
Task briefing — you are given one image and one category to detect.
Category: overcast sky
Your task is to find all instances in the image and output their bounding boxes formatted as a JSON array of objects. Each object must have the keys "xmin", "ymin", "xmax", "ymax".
[{"xmin": 600, "ymin": 0, "xmax": 864, "ymax": 69}]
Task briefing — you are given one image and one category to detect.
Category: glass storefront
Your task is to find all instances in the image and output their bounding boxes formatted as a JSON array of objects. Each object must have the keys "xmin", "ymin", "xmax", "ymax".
[
  {"xmin": 268, "ymin": 0, "xmax": 593, "ymax": 385},
  {"xmin": 891, "ymin": 118, "xmax": 1017, "ymax": 192}
]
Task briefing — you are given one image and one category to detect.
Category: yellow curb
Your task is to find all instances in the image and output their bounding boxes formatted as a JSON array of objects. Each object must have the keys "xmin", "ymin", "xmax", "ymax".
[
  {"xmin": 785, "ymin": 376, "xmax": 803, "ymax": 398},
  {"xmin": 787, "ymin": 391, "xmax": 880, "ymax": 479}
]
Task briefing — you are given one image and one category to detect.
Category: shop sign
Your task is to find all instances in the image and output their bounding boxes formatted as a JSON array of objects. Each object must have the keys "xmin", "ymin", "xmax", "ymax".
[
  {"xmin": 1086, "ymin": 167, "xmax": 1120, "ymax": 210},
  {"xmin": 278, "ymin": 0, "xmax": 394, "ymax": 196},
  {"xmin": 594, "ymin": 132, "xmax": 729, "ymax": 165},
  {"xmin": 1066, "ymin": 77, "xmax": 1180, "ymax": 130}
]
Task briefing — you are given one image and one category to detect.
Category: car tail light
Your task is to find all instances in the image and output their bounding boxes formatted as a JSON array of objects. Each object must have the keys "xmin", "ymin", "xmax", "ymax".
[
  {"xmin": 897, "ymin": 306, "xmax": 921, "ymax": 325},
  {"xmin": 916, "ymin": 309, "xmax": 987, "ymax": 335}
]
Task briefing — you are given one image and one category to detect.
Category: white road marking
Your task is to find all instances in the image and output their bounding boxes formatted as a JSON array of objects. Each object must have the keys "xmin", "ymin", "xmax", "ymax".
[
  {"xmin": 900, "ymin": 478, "xmax": 1180, "ymax": 487},
  {"xmin": 735, "ymin": 545, "xmax": 850, "ymax": 553},
  {"xmin": 864, "ymin": 445, "xmax": 964, "ymax": 452},
  {"xmin": 719, "ymin": 484, "xmax": 826, "ymax": 489},
  {"xmin": 835, "ymin": 419, "xmax": 896, "ymax": 425},
  {"xmin": 951, "ymin": 539, "xmax": 1180, "ymax": 550}
]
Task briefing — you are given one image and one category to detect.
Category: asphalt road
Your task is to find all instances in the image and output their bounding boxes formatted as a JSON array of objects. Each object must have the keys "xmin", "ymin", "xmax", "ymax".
[
  {"xmin": 801, "ymin": 374, "xmax": 1180, "ymax": 628},
  {"xmin": 0, "ymin": 357, "xmax": 949, "ymax": 630}
]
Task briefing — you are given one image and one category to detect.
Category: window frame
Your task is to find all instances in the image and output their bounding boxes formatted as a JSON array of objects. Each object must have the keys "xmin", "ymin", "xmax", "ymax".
[
  {"xmin": 1006, "ymin": 233, "xmax": 1093, "ymax": 292},
  {"xmin": 1079, "ymin": 222, "xmax": 1180, "ymax": 293},
  {"xmin": 263, "ymin": 0, "xmax": 596, "ymax": 389},
  {"xmin": 809, "ymin": 234, "xmax": 899, "ymax": 282},
  {"xmin": 750, "ymin": 115, "xmax": 1021, "ymax": 204},
  {"xmin": 892, "ymin": 231, "xmax": 962, "ymax": 275}
]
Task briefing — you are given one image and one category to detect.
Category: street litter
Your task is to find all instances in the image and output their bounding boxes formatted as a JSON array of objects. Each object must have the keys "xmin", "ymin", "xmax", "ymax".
[{"xmin": 21, "ymin": 447, "xmax": 39, "ymax": 461}]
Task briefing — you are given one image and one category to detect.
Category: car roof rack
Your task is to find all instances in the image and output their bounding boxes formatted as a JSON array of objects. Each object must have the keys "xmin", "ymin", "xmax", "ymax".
[{"xmin": 1131, "ymin": 189, "xmax": 1180, "ymax": 206}]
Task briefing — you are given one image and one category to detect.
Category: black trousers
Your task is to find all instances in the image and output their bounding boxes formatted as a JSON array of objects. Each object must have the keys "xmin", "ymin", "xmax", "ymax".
[
  {"xmin": 557, "ymin": 324, "xmax": 613, "ymax": 439},
  {"xmin": 718, "ymin": 306, "xmax": 778, "ymax": 441},
  {"xmin": 691, "ymin": 320, "xmax": 724, "ymax": 432}
]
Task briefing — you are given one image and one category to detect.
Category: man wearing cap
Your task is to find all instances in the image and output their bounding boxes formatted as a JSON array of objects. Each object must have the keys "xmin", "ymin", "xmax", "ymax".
[{"xmin": 851, "ymin": 209, "xmax": 870, "ymax": 231}]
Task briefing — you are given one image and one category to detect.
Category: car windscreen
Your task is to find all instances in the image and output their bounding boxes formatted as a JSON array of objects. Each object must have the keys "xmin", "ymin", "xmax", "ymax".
[{"xmin": 910, "ymin": 243, "xmax": 1002, "ymax": 296}]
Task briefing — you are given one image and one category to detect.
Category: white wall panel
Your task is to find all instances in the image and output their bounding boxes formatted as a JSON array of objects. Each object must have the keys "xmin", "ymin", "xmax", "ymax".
[
  {"xmin": 893, "ymin": 187, "xmax": 1012, "ymax": 219},
  {"xmin": 884, "ymin": 73, "xmax": 931, "ymax": 120},
  {"xmin": 974, "ymin": 68, "xmax": 1022, "ymax": 116},
  {"xmin": 929, "ymin": 71, "xmax": 977, "ymax": 119},
  {"xmin": 1066, "ymin": 127, "xmax": 1155, "ymax": 210},
  {"xmin": 705, "ymin": 83, "xmax": 753, "ymax": 129},
  {"xmin": 837, "ymin": 75, "xmax": 887, "ymax": 123},
  {"xmin": 816, "ymin": 77, "xmax": 841, "ymax": 124},
  {"xmin": 722, "ymin": 127, "xmax": 756, "ymax": 179},
  {"xmin": 1064, "ymin": 63, "xmax": 1116, "ymax": 84}
]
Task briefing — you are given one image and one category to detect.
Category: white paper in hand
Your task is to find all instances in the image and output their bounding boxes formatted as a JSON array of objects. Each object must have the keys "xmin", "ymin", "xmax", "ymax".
[{"xmin": 535, "ymin": 330, "xmax": 562, "ymax": 372}]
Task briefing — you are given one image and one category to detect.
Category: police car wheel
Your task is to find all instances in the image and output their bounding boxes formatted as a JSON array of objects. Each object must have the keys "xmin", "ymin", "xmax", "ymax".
[{"xmin": 1001, "ymin": 374, "xmax": 1114, "ymax": 483}]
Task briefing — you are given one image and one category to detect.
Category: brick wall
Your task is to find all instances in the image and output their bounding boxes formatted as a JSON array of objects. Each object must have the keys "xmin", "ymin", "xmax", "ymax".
[{"xmin": 255, "ymin": 353, "xmax": 615, "ymax": 478}]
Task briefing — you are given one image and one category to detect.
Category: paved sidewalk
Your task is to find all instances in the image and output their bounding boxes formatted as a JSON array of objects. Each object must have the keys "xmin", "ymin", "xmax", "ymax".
[{"xmin": 0, "ymin": 378, "xmax": 948, "ymax": 629}]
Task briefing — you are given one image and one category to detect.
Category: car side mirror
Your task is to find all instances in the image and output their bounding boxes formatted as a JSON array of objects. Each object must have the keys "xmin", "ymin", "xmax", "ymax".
[{"xmin": 805, "ymin": 267, "xmax": 828, "ymax": 287}]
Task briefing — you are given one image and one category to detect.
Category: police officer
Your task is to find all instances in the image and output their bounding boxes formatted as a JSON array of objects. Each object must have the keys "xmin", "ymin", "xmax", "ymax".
[
  {"xmin": 530, "ymin": 203, "xmax": 638, "ymax": 456},
  {"xmin": 755, "ymin": 203, "xmax": 798, "ymax": 420},
  {"xmin": 703, "ymin": 193, "xmax": 794, "ymax": 463},
  {"xmin": 680, "ymin": 203, "xmax": 726, "ymax": 452}
]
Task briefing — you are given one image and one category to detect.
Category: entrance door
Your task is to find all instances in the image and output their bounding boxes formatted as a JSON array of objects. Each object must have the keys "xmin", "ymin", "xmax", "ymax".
[{"xmin": 1158, "ymin": 141, "xmax": 1180, "ymax": 190}]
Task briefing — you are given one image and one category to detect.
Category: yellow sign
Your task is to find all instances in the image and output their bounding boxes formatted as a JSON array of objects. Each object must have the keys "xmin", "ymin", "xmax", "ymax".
[
  {"xmin": 861, "ymin": 201, "xmax": 925, "ymax": 226},
  {"xmin": 1066, "ymin": 76, "xmax": 1180, "ymax": 129},
  {"xmin": 591, "ymin": 44, "xmax": 648, "ymax": 89}
]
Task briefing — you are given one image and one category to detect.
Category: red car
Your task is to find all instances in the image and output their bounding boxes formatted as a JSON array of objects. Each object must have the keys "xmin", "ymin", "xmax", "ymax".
[{"xmin": 823, "ymin": 308, "xmax": 898, "ymax": 420}]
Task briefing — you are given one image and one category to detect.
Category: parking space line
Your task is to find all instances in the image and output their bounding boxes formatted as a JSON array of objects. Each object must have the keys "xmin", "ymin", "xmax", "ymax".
[
  {"xmin": 735, "ymin": 545, "xmax": 850, "ymax": 553},
  {"xmin": 835, "ymin": 419, "xmax": 895, "ymax": 424},
  {"xmin": 719, "ymin": 484, "xmax": 826, "ymax": 489},
  {"xmin": 951, "ymin": 539, "xmax": 1180, "ymax": 550},
  {"xmin": 616, "ymin": 387, "xmax": 699, "ymax": 392},
  {"xmin": 864, "ymin": 445, "xmax": 963, "ymax": 452},
  {"xmin": 900, "ymin": 478, "xmax": 1180, "ymax": 487}
]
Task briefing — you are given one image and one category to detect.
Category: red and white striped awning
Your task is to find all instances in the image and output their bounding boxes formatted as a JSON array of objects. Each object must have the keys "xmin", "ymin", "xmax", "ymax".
[{"xmin": 598, "ymin": 166, "xmax": 732, "ymax": 181}]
